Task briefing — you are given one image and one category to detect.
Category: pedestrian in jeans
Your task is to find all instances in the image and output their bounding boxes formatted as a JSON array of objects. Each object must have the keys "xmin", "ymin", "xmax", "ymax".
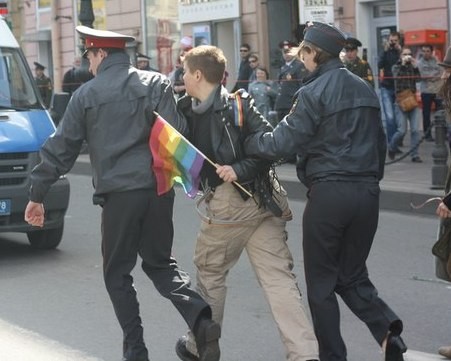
[
  {"xmin": 378, "ymin": 32, "xmax": 402, "ymax": 145},
  {"xmin": 24, "ymin": 26, "xmax": 220, "ymax": 361},
  {"xmin": 389, "ymin": 47, "xmax": 423, "ymax": 163},
  {"xmin": 245, "ymin": 21, "xmax": 407, "ymax": 361},
  {"xmin": 175, "ymin": 45, "xmax": 319, "ymax": 361},
  {"xmin": 417, "ymin": 45, "xmax": 443, "ymax": 140}
]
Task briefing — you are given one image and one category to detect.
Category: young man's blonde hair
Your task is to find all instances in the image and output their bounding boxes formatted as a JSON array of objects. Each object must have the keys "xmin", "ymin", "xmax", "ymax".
[{"xmin": 183, "ymin": 45, "xmax": 227, "ymax": 84}]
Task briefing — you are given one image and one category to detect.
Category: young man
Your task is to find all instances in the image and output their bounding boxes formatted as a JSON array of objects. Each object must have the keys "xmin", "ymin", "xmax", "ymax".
[
  {"xmin": 417, "ymin": 44, "xmax": 443, "ymax": 140},
  {"xmin": 245, "ymin": 22, "xmax": 407, "ymax": 361},
  {"xmin": 24, "ymin": 26, "xmax": 220, "ymax": 361},
  {"xmin": 378, "ymin": 32, "xmax": 402, "ymax": 145},
  {"xmin": 231, "ymin": 43, "xmax": 253, "ymax": 92},
  {"xmin": 176, "ymin": 45, "xmax": 319, "ymax": 361},
  {"xmin": 390, "ymin": 47, "xmax": 423, "ymax": 163}
]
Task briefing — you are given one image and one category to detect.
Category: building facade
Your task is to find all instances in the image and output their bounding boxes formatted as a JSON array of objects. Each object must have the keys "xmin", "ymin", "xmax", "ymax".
[{"xmin": 4, "ymin": 0, "xmax": 451, "ymax": 92}]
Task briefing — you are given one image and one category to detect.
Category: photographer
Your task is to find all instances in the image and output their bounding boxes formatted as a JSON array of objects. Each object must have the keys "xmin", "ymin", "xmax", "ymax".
[
  {"xmin": 388, "ymin": 47, "xmax": 422, "ymax": 162},
  {"xmin": 378, "ymin": 32, "xmax": 402, "ymax": 146}
]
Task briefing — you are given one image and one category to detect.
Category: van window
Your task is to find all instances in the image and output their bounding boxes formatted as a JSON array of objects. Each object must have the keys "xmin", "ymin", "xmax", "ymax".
[{"xmin": 0, "ymin": 48, "xmax": 39, "ymax": 108}]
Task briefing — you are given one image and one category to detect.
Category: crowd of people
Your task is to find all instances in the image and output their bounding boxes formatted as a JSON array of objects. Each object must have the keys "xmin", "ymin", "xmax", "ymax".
[{"xmin": 24, "ymin": 20, "xmax": 451, "ymax": 361}]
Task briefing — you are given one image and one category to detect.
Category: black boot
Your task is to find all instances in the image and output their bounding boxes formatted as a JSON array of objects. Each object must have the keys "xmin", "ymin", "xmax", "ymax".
[
  {"xmin": 385, "ymin": 321, "xmax": 407, "ymax": 361},
  {"xmin": 194, "ymin": 318, "xmax": 221, "ymax": 361}
]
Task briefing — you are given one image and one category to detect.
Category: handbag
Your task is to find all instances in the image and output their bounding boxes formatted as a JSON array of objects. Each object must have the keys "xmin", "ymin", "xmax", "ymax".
[{"xmin": 396, "ymin": 89, "xmax": 418, "ymax": 112}]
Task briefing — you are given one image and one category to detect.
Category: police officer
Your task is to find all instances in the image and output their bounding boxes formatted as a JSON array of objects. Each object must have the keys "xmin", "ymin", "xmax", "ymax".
[
  {"xmin": 274, "ymin": 40, "xmax": 309, "ymax": 122},
  {"xmin": 343, "ymin": 37, "xmax": 375, "ymax": 87},
  {"xmin": 136, "ymin": 52, "xmax": 159, "ymax": 72},
  {"xmin": 245, "ymin": 22, "xmax": 406, "ymax": 361},
  {"xmin": 34, "ymin": 61, "xmax": 52, "ymax": 108},
  {"xmin": 25, "ymin": 26, "xmax": 220, "ymax": 361}
]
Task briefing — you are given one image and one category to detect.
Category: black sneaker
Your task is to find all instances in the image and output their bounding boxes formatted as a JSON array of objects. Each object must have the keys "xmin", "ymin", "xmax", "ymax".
[{"xmin": 412, "ymin": 156, "xmax": 423, "ymax": 163}]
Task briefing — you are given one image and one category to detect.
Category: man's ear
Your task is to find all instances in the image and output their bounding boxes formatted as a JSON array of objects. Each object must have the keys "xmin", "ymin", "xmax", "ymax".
[{"xmin": 195, "ymin": 69, "xmax": 202, "ymax": 81}]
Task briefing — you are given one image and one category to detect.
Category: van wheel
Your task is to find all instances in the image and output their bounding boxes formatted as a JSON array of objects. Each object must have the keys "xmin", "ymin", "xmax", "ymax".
[{"xmin": 27, "ymin": 224, "xmax": 64, "ymax": 249}]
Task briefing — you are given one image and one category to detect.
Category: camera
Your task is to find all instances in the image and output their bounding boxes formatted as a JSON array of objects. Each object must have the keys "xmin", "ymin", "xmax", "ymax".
[
  {"xmin": 404, "ymin": 55, "xmax": 412, "ymax": 63},
  {"xmin": 389, "ymin": 42, "xmax": 396, "ymax": 48}
]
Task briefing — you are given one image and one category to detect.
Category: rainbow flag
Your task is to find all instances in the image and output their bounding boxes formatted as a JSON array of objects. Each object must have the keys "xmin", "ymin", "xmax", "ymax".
[{"xmin": 149, "ymin": 115, "xmax": 205, "ymax": 198}]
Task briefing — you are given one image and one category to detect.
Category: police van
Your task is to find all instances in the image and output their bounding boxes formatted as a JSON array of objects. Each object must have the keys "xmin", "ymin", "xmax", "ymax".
[{"xmin": 0, "ymin": 15, "xmax": 70, "ymax": 249}]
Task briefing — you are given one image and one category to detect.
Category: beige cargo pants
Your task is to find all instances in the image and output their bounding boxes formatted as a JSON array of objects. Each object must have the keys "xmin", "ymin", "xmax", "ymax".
[{"xmin": 185, "ymin": 182, "xmax": 318, "ymax": 361}]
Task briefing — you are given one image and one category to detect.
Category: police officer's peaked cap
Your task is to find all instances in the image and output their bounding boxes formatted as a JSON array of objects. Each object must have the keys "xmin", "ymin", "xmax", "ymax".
[
  {"xmin": 34, "ymin": 62, "xmax": 46, "ymax": 70},
  {"xmin": 344, "ymin": 37, "xmax": 362, "ymax": 50},
  {"xmin": 136, "ymin": 52, "xmax": 151, "ymax": 61},
  {"xmin": 279, "ymin": 40, "xmax": 298, "ymax": 50},
  {"xmin": 76, "ymin": 26, "xmax": 135, "ymax": 56},
  {"xmin": 303, "ymin": 21, "xmax": 346, "ymax": 56}
]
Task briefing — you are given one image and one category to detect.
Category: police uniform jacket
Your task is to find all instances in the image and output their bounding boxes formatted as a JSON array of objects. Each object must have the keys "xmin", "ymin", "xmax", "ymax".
[
  {"xmin": 30, "ymin": 52, "xmax": 186, "ymax": 203},
  {"xmin": 246, "ymin": 58, "xmax": 386, "ymax": 188},
  {"xmin": 35, "ymin": 74, "xmax": 52, "ymax": 107},
  {"xmin": 177, "ymin": 86, "xmax": 272, "ymax": 185},
  {"xmin": 344, "ymin": 56, "xmax": 375, "ymax": 87},
  {"xmin": 274, "ymin": 58, "xmax": 308, "ymax": 111}
]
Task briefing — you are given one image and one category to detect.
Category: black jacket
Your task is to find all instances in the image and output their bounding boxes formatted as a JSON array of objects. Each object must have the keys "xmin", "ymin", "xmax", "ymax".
[
  {"xmin": 245, "ymin": 59, "xmax": 386, "ymax": 188},
  {"xmin": 30, "ymin": 52, "xmax": 186, "ymax": 203},
  {"xmin": 231, "ymin": 58, "xmax": 253, "ymax": 92},
  {"xmin": 177, "ymin": 87, "xmax": 273, "ymax": 185},
  {"xmin": 378, "ymin": 47, "xmax": 401, "ymax": 89}
]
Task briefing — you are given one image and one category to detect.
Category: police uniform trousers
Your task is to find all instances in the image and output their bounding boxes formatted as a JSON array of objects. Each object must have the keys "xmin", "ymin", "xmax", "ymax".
[
  {"xmin": 303, "ymin": 180, "xmax": 401, "ymax": 361},
  {"xmin": 185, "ymin": 182, "xmax": 318, "ymax": 361},
  {"xmin": 101, "ymin": 189, "xmax": 211, "ymax": 360}
]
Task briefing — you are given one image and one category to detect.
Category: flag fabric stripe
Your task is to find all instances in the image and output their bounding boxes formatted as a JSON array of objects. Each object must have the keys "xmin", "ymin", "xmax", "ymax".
[
  {"xmin": 149, "ymin": 115, "xmax": 205, "ymax": 198},
  {"xmin": 233, "ymin": 93, "xmax": 244, "ymax": 127}
]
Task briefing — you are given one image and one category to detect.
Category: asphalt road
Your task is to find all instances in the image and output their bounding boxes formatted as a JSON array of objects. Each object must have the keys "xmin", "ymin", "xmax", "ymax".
[{"xmin": 0, "ymin": 173, "xmax": 450, "ymax": 361}]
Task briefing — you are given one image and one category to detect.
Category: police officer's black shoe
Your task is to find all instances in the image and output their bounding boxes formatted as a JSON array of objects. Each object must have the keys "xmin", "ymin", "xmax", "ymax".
[
  {"xmin": 385, "ymin": 334, "xmax": 407, "ymax": 361},
  {"xmin": 175, "ymin": 336, "xmax": 198, "ymax": 361}
]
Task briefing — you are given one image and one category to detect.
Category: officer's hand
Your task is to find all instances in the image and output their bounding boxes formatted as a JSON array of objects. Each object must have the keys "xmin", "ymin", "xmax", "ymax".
[
  {"xmin": 436, "ymin": 202, "xmax": 451, "ymax": 218},
  {"xmin": 24, "ymin": 201, "xmax": 45, "ymax": 227},
  {"xmin": 216, "ymin": 165, "xmax": 237, "ymax": 183}
]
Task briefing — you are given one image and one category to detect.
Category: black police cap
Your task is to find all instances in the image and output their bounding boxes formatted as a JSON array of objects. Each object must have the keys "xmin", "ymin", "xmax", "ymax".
[
  {"xmin": 34, "ymin": 62, "xmax": 46, "ymax": 70},
  {"xmin": 344, "ymin": 37, "xmax": 362, "ymax": 50}
]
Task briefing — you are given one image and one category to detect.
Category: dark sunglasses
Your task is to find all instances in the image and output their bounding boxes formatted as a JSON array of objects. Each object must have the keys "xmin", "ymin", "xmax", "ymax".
[{"xmin": 240, "ymin": 49, "xmax": 249, "ymax": 52}]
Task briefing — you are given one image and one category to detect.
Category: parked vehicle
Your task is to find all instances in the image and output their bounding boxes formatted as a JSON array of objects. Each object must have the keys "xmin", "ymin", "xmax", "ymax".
[{"xmin": 0, "ymin": 15, "xmax": 70, "ymax": 249}]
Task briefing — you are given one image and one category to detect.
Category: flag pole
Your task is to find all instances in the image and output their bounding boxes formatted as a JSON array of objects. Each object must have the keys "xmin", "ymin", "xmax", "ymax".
[{"xmin": 153, "ymin": 113, "xmax": 253, "ymax": 198}]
